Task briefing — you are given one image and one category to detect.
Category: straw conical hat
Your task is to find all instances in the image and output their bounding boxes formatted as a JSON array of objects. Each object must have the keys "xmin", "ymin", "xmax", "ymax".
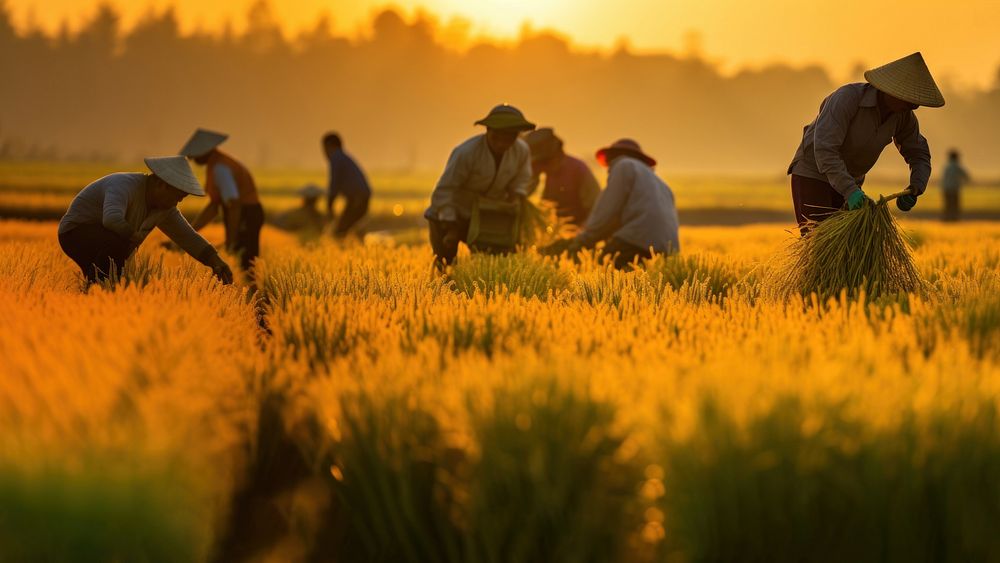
[
  {"xmin": 179, "ymin": 128, "xmax": 229, "ymax": 157},
  {"xmin": 144, "ymin": 156, "xmax": 205, "ymax": 196},
  {"xmin": 864, "ymin": 52, "xmax": 945, "ymax": 108}
]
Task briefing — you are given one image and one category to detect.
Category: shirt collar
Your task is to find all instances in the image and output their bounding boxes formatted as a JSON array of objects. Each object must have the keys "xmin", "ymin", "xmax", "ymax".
[{"xmin": 860, "ymin": 84, "xmax": 878, "ymax": 108}]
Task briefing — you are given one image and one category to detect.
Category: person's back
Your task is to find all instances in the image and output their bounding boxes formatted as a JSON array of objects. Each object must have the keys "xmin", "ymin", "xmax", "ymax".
[
  {"xmin": 328, "ymin": 149, "xmax": 371, "ymax": 199},
  {"xmin": 540, "ymin": 154, "xmax": 601, "ymax": 226},
  {"xmin": 606, "ymin": 157, "xmax": 680, "ymax": 254},
  {"xmin": 59, "ymin": 173, "xmax": 145, "ymax": 234}
]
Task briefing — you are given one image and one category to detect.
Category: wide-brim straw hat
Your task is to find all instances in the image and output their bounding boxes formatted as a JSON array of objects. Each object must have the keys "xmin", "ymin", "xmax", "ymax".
[
  {"xmin": 596, "ymin": 138, "xmax": 656, "ymax": 168},
  {"xmin": 145, "ymin": 156, "xmax": 205, "ymax": 196},
  {"xmin": 864, "ymin": 52, "xmax": 945, "ymax": 108},
  {"xmin": 524, "ymin": 127, "xmax": 563, "ymax": 161},
  {"xmin": 179, "ymin": 128, "xmax": 229, "ymax": 158},
  {"xmin": 298, "ymin": 184, "xmax": 325, "ymax": 199},
  {"xmin": 474, "ymin": 104, "xmax": 536, "ymax": 131}
]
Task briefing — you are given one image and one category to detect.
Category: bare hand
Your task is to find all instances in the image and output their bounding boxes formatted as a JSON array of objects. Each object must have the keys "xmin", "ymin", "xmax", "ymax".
[{"xmin": 210, "ymin": 258, "xmax": 234, "ymax": 285}]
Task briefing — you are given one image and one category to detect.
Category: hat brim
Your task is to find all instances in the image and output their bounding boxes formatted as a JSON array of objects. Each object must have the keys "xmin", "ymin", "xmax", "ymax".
[
  {"xmin": 864, "ymin": 70, "xmax": 945, "ymax": 108},
  {"xmin": 144, "ymin": 157, "xmax": 206, "ymax": 196},
  {"xmin": 475, "ymin": 114, "xmax": 536, "ymax": 131},
  {"xmin": 179, "ymin": 130, "xmax": 229, "ymax": 158},
  {"xmin": 596, "ymin": 147, "xmax": 656, "ymax": 168}
]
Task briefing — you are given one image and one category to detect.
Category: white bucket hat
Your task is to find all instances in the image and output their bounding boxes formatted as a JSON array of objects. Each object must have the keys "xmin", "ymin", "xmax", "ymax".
[
  {"xmin": 179, "ymin": 128, "xmax": 229, "ymax": 158},
  {"xmin": 864, "ymin": 52, "xmax": 945, "ymax": 108},
  {"xmin": 144, "ymin": 156, "xmax": 205, "ymax": 196}
]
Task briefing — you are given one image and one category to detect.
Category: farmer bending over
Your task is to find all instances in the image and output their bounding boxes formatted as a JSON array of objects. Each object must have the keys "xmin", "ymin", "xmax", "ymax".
[
  {"xmin": 425, "ymin": 104, "xmax": 535, "ymax": 265},
  {"xmin": 564, "ymin": 139, "xmax": 679, "ymax": 269},
  {"xmin": 323, "ymin": 132, "xmax": 372, "ymax": 239},
  {"xmin": 524, "ymin": 127, "xmax": 601, "ymax": 227},
  {"xmin": 58, "ymin": 156, "xmax": 233, "ymax": 285},
  {"xmin": 182, "ymin": 128, "xmax": 264, "ymax": 273},
  {"xmin": 788, "ymin": 52, "xmax": 945, "ymax": 234}
]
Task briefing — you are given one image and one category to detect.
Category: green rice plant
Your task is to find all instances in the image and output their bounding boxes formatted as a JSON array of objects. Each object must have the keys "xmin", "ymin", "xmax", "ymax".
[
  {"xmin": 656, "ymin": 397, "xmax": 1000, "ymax": 563},
  {"xmin": 645, "ymin": 253, "xmax": 749, "ymax": 303},
  {"xmin": 769, "ymin": 198, "xmax": 924, "ymax": 301},
  {"xmin": 449, "ymin": 252, "xmax": 572, "ymax": 300},
  {"xmin": 317, "ymin": 392, "xmax": 465, "ymax": 563},
  {"xmin": 91, "ymin": 251, "xmax": 166, "ymax": 291},
  {"xmin": 464, "ymin": 377, "xmax": 644, "ymax": 563},
  {"xmin": 0, "ymin": 458, "xmax": 210, "ymax": 562}
]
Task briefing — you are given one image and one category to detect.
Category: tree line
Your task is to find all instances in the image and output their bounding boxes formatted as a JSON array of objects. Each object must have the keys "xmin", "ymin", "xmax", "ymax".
[{"xmin": 1, "ymin": 1, "xmax": 997, "ymax": 175}]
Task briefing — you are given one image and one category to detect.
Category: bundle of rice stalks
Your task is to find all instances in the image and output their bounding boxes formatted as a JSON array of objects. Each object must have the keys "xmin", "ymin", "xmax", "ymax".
[
  {"xmin": 519, "ymin": 198, "xmax": 572, "ymax": 248},
  {"xmin": 769, "ymin": 193, "xmax": 924, "ymax": 300}
]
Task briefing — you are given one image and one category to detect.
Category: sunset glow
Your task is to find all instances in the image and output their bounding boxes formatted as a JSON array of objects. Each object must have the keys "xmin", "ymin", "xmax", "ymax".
[{"xmin": 10, "ymin": 0, "xmax": 1000, "ymax": 87}]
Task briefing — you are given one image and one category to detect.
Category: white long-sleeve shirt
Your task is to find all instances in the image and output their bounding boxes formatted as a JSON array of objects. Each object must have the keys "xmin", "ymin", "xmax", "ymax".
[
  {"xmin": 425, "ymin": 134, "xmax": 533, "ymax": 222},
  {"xmin": 575, "ymin": 157, "xmax": 680, "ymax": 254},
  {"xmin": 59, "ymin": 173, "xmax": 217, "ymax": 263}
]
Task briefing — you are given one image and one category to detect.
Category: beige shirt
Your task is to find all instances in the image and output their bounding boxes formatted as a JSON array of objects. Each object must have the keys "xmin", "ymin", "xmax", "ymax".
[
  {"xmin": 788, "ymin": 83, "xmax": 931, "ymax": 198},
  {"xmin": 59, "ymin": 173, "xmax": 216, "ymax": 263},
  {"xmin": 576, "ymin": 157, "xmax": 680, "ymax": 254},
  {"xmin": 425, "ymin": 134, "xmax": 533, "ymax": 222}
]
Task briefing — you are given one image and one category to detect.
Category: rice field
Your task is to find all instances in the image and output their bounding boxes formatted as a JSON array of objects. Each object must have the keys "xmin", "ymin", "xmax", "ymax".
[{"xmin": 2, "ymin": 217, "xmax": 1000, "ymax": 562}]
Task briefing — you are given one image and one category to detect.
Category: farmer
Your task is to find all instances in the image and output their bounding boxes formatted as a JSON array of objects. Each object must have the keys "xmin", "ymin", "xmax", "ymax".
[
  {"xmin": 181, "ymin": 128, "xmax": 264, "ymax": 272},
  {"xmin": 524, "ymin": 127, "xmax": 601, "ymax": 227},
  {"xmin": 323, "ymin": 132, "xmax": 372, "ymax": 239},
  {"xmin": 272, "ymin": 184, "xmax": 326, "ymax": 235},
  {"xmin": 941, "ymin": 149, "xmax": 971, "ymax": 222},
  {"xmin": 58, "ymin": 156, "xmax": 233, "ymax": 285},
  {"xmin": 787, "ymin": 52, "xmax": 945, "ymax": 234},
  {"xmin": 425, "ymin": 104, "xmax": 536, "ymax": 265},
  {"xmin": 563, "ymin": 139, "xmax": 680, "ymax": 269}
]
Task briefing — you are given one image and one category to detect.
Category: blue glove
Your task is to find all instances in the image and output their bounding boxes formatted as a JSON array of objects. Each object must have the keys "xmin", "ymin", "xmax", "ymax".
[
  {"xmin": 847, "ymin": 190, "xmax": 870, "ymax": 210},
  {"xmin": 896, "ymin": 193, "xmax": 918, "ymax": 212}
]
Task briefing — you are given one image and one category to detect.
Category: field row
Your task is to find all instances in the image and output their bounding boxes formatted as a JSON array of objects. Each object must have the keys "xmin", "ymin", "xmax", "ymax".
[{"xmin": 1, "ymin": 220, "xmax": 999, "ymax": 561}]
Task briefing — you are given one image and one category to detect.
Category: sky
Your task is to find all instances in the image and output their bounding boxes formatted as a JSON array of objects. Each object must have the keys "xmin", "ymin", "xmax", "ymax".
[{"xmin": 9, "ymin": 0, "xmax": 1000, "ymax": 89}]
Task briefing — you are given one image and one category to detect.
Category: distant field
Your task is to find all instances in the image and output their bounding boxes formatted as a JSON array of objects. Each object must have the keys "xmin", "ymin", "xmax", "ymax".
[{"xmin": 2, "ymin": 161, "xmax": 999, "ymax": 226}]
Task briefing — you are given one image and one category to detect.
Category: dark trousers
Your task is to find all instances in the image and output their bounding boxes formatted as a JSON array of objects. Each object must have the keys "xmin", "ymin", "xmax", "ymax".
[
  {"xmin": 58, "ymin": 224, "xmax": 135, "ymax": 283},
  {"xmin": 225, "ymin": 203, "xmax": 264, "ymax": 271},
  {"xmin": 335, "ymin": 194, "xmax": 370, "ymax": 238},
  {"xmin": 943, "ymin": 191, "xmax": 960, "ymax": 222},
  {"xmin": 602, "ymin": 237, "xmax": 653, "ymax": 270},
  {"xmin": 790, "ymin": 174, "xmax": 845, "ymax": 236},
  {"xmin": 428, "ymin": 218, "xmax": 470, "ymax": 266}
]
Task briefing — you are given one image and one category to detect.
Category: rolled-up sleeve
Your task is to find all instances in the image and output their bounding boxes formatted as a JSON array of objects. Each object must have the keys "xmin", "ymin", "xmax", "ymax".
[
  {"xmin": 429, "ymin": 147, "xmax": 469, "ymax": 222},
  {"xmin": 101, "ymin": 183, "xmax": 134, "ymax": 238},
  {"xmin": 894, "ymin": 113, "xmax": 932, "ymax": 196},
  {"xmin": 576, "ymin": 160, "xmax": 632, "ymax": 247},
  {"xmin": 158, "ymin": 208, "xmax": 217, "ymax": 265},
  {"xmin": 813, "ymin": 88, "xmax": 862, "ymax": 198}
]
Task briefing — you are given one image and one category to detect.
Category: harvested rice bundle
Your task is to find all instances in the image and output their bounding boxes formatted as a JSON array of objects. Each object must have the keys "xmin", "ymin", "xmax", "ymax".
[{"xmin": 770, "ymin": 191, "xmax": 924, "ymax": 300}]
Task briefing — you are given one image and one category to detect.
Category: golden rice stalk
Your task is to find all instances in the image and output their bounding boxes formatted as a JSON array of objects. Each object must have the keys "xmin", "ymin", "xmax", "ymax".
[{"xmin": 769, "ymin": 199, "xmax": 924, "ymax": 300}]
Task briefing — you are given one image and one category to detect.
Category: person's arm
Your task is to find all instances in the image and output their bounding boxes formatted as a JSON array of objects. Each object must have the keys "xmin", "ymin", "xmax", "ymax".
[
  {"xmin": 509, "ymin": 146, "xmax": 534, "ymax": 200},
  {"xmin": 429, "ymin": 145, "xmax": 470, "ymax": 222},
  {"xmin": 526, "ymin": 161, "xmax": 543, "ymax": 197},
  {"xmin": 575, "ymin": 161, "xmax": 632, "ymax": 248},
  {"xmin": 961, "ymin": 165, "xmax": 971, "ymax": 185},
  {"xmin": 191, "ymin": 201, "xmax": 220, "ymax": 231},
  {"xmin": 893, "ymin": 113, "xmax": 932, "ymax": 196},
  {"xmin": 813, "ymin": 87, "xmax": 863, "ymax": 198},
  {"xmin": 158, "ymin": 209, "xmax": 233, "ymax": 283},
  {"xmin": 578, "ymin": 165, "xmax": 602, "ymax": 217}
]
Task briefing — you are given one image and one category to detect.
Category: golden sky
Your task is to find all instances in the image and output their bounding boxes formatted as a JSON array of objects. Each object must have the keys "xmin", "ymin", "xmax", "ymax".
[{"xmin": 10, "ymin": 0, "xmax": 1000, "ymax": 88}]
